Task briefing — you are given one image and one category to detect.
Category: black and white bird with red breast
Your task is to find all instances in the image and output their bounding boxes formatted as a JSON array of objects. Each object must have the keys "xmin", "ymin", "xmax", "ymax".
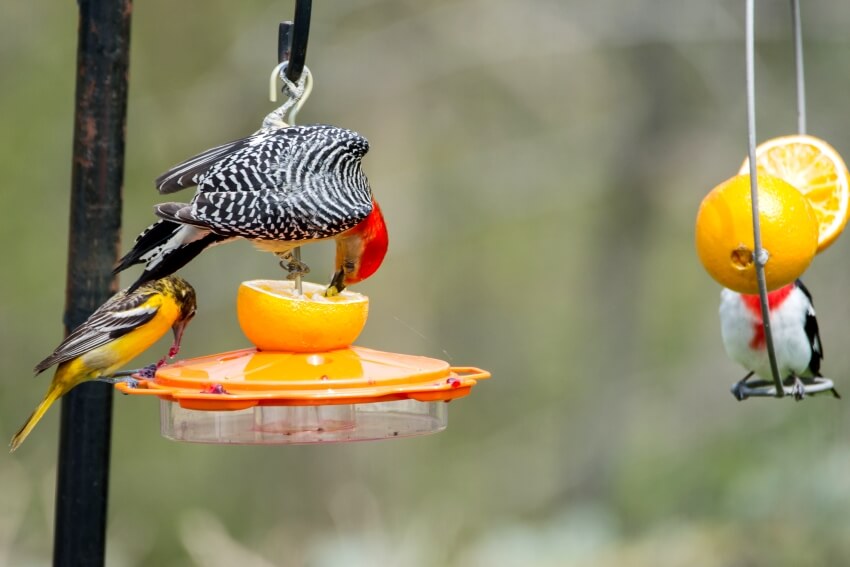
[{"xmin": 719, "ymin": 279, "xmax": 839, "ymax": 400}]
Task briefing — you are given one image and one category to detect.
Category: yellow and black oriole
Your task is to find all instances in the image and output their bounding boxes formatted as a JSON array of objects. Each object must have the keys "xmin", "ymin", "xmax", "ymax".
[{"xmin": 10, "ymin": 275, "xmax": 196, "ymax": 451}]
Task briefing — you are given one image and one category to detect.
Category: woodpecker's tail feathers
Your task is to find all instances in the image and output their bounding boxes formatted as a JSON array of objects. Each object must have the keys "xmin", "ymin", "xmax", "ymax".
[
  {"xmin": 128, "ymin": 229, "xmax": 227, "ymax": 292},
  {"xmin": 118, "ymin": 218, "xmax": 228, "ymax": 292},
  {"xmin": 114, "ymin": 220, "xmax": 181, "ymax": 274},
  {"xmin": 155, "ymin": 136, "xmax": 253, "ymax": 194}
]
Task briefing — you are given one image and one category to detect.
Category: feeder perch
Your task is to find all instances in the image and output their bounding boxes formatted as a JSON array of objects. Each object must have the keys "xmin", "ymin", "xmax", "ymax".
[{"xmin": 117, "ymin": 281, "xmax": 490, "ymax": 444}]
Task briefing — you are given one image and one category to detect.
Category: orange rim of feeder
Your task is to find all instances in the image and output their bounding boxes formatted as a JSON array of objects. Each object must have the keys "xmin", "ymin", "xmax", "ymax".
[{"xmin": 116, "ymin": 346, "xmax": 490, "ymax": 411}]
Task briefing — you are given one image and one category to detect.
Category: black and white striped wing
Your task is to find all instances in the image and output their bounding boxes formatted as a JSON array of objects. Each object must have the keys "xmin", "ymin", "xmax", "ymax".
[
  {"xmin": 189, "ymin": 188, "xmax": 373, "ymax": 241},
  {"xmin": 181, "ymin": 125, "xmax": 373, "ymax": 240},
  {"xmin": 156, "ymin": 137, "xmax": 253, "ymax": 194},
  {"xmin": 33, "ymin": 290, "xmax": 161, "ymax": 374}
]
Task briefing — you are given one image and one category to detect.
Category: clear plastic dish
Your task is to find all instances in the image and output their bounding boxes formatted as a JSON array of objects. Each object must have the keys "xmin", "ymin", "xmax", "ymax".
[{"xmin": 160, "ymin": 398, "xmax": 448, "ymax": 444}]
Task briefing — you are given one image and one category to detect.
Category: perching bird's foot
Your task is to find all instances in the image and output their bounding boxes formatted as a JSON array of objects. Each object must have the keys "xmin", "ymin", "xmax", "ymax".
[
  {"xmin": 284, "ymin": 260, "xmax": 310, "ymax": 279},
  {"xmin": 731, "ymin": 382, "xmax": 747, "ymax": 401},
  {"xmin": 790, "ymin": 376, "xmax": 806, "ymax": 401},
  {"xmin": 96, "ymin": 375, "xmax": 143, "ymax": 388},
  {"xmin": 108, "ymin": 363, "xmax": 159, "ymax": 382},
  {"xmin": 731, "ymin": 371, "xmax": 754, "ymax": 401},
  {"xmin": 276, "ymin": 251, "xmax": 311, "ymax": 280}
]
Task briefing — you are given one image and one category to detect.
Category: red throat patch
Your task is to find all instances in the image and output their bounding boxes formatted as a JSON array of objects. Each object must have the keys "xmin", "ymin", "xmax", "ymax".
[{"xmin": 740, "ymin": 283, "xmax": 795, "ymax": 349}]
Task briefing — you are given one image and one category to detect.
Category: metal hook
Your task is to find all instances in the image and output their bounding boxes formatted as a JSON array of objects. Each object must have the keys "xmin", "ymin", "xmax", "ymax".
[{"xmin": 268, "ymin": 62, "xmax": 313, "ymax": 122}]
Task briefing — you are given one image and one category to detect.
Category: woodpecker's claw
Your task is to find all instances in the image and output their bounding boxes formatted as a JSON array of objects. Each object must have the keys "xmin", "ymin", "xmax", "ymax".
[{"xmin": 278, "ymin": 253, "xmax": 311, "ymax": 280}]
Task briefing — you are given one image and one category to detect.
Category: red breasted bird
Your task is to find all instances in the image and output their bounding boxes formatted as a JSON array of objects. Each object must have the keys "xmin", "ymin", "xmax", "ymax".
[
  {"xmin": 115, "ymin": 123, "xmax": 388, "ymax": 295},
  {"xmin": 10, "ymin": 276, "xmax": 196, "ymax": 451},
  {"xmin": 719, "ymin": 279, "xmax": 838, "ymax": 400}
]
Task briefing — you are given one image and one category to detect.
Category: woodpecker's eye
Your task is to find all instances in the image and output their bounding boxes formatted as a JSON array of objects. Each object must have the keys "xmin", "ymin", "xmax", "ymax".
[{"xmin": 344, "ymin": 261, "xmax": 356, "ymax": 272}]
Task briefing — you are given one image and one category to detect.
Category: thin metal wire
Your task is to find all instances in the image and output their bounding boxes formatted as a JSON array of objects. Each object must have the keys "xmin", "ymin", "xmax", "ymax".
[
  {"xmin": 277, "ymin": 16, "xmax": 312, "ymax": 295},
  {"xmin": 791, "ymin": 0, "xmax": 807, "ymax": 134},
  {"xmin": 745, "ymin": 0, "xmax": 785, "ymax": 397}
]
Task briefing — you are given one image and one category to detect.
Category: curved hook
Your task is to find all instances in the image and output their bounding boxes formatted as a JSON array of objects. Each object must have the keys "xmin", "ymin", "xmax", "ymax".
[{"xmin": 264, "ymin": 62, "xmax": 313, "ymax": 129}]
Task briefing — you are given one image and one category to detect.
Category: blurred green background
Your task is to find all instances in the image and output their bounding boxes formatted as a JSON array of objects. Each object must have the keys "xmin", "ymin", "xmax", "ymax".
[{"xmin": 4, "ymin": 1, "xmax": 850, "ymax": 565}]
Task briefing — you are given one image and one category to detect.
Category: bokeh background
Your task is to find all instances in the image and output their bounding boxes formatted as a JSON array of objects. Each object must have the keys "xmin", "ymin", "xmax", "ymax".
[{"xmin": 4, "ymin": 1, "xmax": 850, "ymax": 565}]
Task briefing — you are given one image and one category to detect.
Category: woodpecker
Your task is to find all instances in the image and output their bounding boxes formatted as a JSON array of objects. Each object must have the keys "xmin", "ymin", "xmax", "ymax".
[
  {"xmin": 10, "ymin": 276, "xmax": 196, "ymax": 451},
  {"xmin": 719, "ymin": 279, "xmax": 838, "ymax": 400},
  {"xmin": 116, "ymin": 116, "xmax": 388, "ymax": 294}
]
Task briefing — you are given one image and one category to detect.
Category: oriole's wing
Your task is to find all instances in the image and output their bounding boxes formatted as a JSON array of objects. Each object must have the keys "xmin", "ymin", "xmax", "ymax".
[{"xmin": 33, "ymin": 290, "xmax": 163, "ymax": 374}]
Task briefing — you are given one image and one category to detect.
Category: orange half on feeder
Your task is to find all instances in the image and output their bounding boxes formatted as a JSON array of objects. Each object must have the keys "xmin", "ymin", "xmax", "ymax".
[{"xmin": 117, "ymin": 280, "xmax": 490, "ymax": 444}]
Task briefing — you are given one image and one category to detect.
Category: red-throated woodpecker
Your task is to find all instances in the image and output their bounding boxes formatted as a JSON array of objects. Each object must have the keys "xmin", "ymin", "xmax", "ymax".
[
  {"xmin": 719, "ymin": 279, "xmax": 839, "ymax": 400},
  {"xmin": 116, "ymin": 113, "xmax": 387, "ymax": 295}
]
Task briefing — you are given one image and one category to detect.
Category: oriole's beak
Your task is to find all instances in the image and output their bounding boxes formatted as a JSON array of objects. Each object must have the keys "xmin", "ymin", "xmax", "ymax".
[{"xmin": 170, "ymin": 318, "xmax": 191, "ymax": 358}]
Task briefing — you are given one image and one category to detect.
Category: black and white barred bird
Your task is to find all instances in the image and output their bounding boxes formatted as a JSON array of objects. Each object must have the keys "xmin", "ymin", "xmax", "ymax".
[
  {"xmin": 719, "ymin": 279, "xmax": 839, "ymax": 399},
  {"xmin": 116, "ymin": 77, "xmax": 387, "ymax": 295}
]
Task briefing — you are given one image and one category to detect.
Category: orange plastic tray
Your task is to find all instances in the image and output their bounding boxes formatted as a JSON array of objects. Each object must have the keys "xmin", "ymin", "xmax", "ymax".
[{"xmin": 116, "ymin": 346, "xmax": 490, "ymax": 411}]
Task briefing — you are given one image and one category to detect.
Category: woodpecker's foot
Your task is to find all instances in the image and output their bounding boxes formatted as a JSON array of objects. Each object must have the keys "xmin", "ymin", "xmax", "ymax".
[
  {"xmin": 790, "ymin": 376, "xmax": 806, "ymax": 401},
  {"xmin": 168, "ymin": 344, "xmax": 180, "ymax": 358},
  {"xmin": 279, "ymin": 258, "xmax": 311, "ymax": 280}
]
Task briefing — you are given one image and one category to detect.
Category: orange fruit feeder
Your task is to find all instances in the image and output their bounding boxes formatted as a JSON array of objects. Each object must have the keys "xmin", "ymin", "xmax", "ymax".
[{"xmin": 116, "ymin": 280, "xmax": 490, "ymax": 444}]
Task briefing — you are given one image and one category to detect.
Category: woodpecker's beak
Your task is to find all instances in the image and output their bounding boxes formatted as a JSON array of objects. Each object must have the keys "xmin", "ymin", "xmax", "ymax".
[
  {"xmin": 326, "ymin": 269, "xmax": 346, "ymax": 297},
  {"xmin": 169, "ymin": 319, "xmax": 191, "ymax": 358}
]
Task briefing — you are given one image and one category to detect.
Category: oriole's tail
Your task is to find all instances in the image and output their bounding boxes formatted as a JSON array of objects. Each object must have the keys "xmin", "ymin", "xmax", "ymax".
[
  {"xmin": 10, "ymin": 384, "xmax": 64, "ymax": 452},
  {"xmin": 115, "ymin": 219, "xmax": 227, "ymax": 293}
]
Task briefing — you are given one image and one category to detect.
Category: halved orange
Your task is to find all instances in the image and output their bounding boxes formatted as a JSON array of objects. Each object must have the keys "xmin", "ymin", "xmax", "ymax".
[
  {"xmin": 695, "ymin": 173, "xmax": 818, "ymax": 294},
  {"xmin": 237, "ymin": 280, "xmax": 369, "ymax": 352},
  {"xmin": 739, "ymin": 135, "xmax": 850, "ymax": 253}
]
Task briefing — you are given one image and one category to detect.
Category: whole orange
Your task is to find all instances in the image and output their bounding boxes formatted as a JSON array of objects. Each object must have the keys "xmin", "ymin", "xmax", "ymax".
[{"xmin": 695, "ymin": 173, "xmax": 818, "ymax": 294}]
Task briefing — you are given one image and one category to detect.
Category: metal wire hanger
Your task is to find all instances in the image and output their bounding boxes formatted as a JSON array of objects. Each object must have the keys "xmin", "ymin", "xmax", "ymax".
[{"xmin": 734, "ymin": 0, "xmax": 836, "ymax": 400}]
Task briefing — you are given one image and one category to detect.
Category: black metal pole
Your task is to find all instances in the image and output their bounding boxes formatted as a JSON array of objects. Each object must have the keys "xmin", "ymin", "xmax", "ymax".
[
  {"xmin": 278, "ymin": 0, "xmax": 312, "ymax": 81},
  {"xmin": 54, "ymin": 1, "xmax": 132, "ymax": 565}
]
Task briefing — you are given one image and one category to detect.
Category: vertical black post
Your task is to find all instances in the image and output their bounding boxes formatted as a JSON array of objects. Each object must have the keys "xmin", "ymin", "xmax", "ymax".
[
  {"xmin": 54, "ymin": 1, "xmax": 132, "ymax": 566},
  {"xmin": 278, "ymin": 0, "xmax": 312, "ymax": 81}
]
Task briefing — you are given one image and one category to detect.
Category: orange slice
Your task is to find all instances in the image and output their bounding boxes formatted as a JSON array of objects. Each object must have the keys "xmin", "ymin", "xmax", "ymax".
[
  {"xmin": 237, "ymin": 280, "xmax": 368, "ymax": 352},
  {"xmin": 739, "ymin": 135, "xmax": 850, "ymax": 252},
  {"xmin": 695, "ymin": 173, "xmax": 818, "ymax": 294}
]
